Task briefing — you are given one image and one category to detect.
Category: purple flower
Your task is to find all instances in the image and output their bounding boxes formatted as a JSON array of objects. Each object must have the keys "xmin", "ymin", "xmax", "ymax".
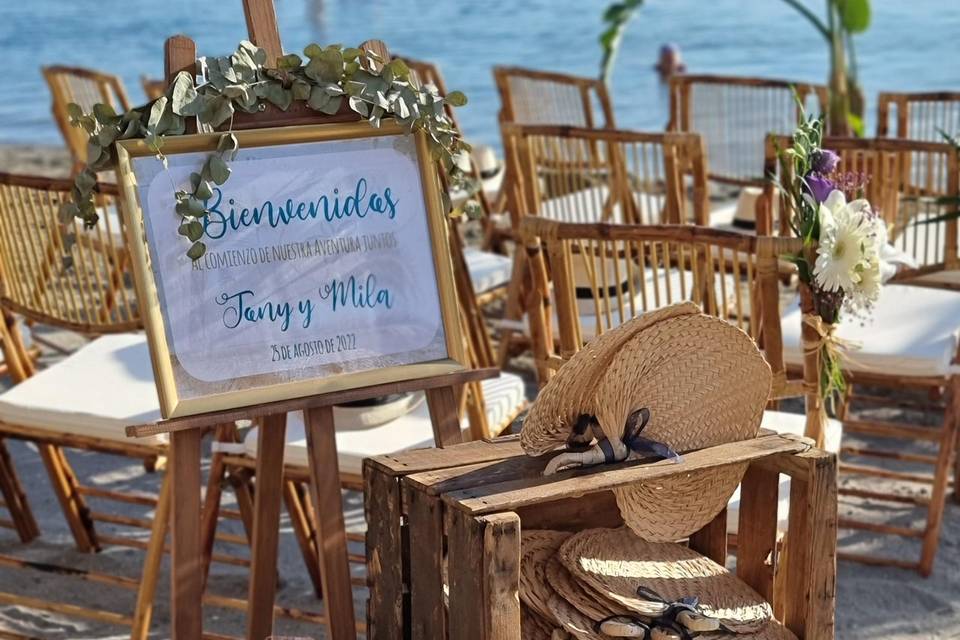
[
  {"xmin": 804, "ymin": 173, "xmax": 836, "ymax": 204},
  {"xmin": 811, "ymin": 149, "xmax": 840, "ymax": 175}
]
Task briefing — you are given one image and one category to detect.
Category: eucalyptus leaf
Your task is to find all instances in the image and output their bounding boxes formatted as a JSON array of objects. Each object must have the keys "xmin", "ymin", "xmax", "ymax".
[
  {"xmin": 148, "ymin": 96, "xmax": 168, "ymax": 130},
  {"xmin": 308, "ymin": 86, "xmax": 331, "ymax": 111},
  {"xmin": 58, "ymin": 202, "xmax": 80, "ymax": 224},
  {"xmin": 96, "ymin": 125, "xmax": 119, "ymax": 147},
  {"xmin": 320, "ymin": 95, "xmax": 343, "ymax": 115},
  {"xmin": 179, "ymin": 220, "xmax": 204, "ymax": 242},
  {"xmin": 195, "ymin": 180, "xmax": 214, "ymax": 201},
  {"xmin": 445, "ymin": 90, "xmax": 468, "ymax": 107},
  {"xmin": 206, "ymin": 155, "xmax": 231, "ymax": 185},
  {"xmin": 292, "ymin": 80, "xmax": 311, "ymax": 101},
  {"xmin": 348, "ymin": 95, "xmax": 369, "ymax": 117},
  {"xmin": 171, "ymin": 72, "xmax": 199, "ymax": 115},
  {"xmin": 93, "ymin": 103, "xmax": 117, "ymax": 124},
  {"xmin": 278, "ymin": 53, "xmax": 303, "ymax": 70},
  {"xmin": 66, "ymin": 103, "xmax": 84, "ymax": 123},
  {"xmin": 304, "ymin": 43, "xmax": 323, "ymax": 59},
  {"xmin": 187, "ymin": 241, "xmax": 206, "ymax": 261},
  {"xmin": 217, "ymin": 133, "xmax": 239, "ymax": 157}
]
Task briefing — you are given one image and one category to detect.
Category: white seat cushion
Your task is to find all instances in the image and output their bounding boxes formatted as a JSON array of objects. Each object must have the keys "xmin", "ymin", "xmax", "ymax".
[
  {"xmin": 0, "ymin": 333, "xmax": 165, "ymax": 444},
  {"xmin": 244, "ymin": 372, "xmax": 528, "ymax": 475},
  {"xmin": 908, "ymin": 269, "xmax": 960, "ymax": 288},
  {"xmin": 726, "ymin": 409, "xmax": 842, "ymax": 534},
  {"xmin": 781, "ymin": 284, "xmax": 960, "ymax": 377},
  {"xmin": 464, "ymin": 247, "xmax": 513, "ymax": 294}
]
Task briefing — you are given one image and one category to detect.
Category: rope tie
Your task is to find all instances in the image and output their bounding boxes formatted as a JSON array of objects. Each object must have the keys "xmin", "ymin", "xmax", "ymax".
[{"xmin": 577, "ymin": 409, "xmax": 683, "ymax": 465}]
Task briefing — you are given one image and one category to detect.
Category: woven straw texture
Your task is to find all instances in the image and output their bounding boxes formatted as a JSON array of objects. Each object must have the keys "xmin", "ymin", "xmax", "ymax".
[
  {"xmin": 613, "ymin": 462, "xmax": 749, "ymax": 542},
  {"xmin": 521, "ymin": 302, "xmax": 702, "ymax": 455},
  {"xmin": 521, "ymin": 302, "xmax": 771, "ymax": 455},
  {"xmin": 546, "ymin": 555, "xmax": 620, "ymax": 622},
  {"xmin": 521, "ymin": 530, "xmax": 572, "ymax": 621},
  {"xmin": 547, "ymin": 593, "xmax": 608, "ymax": 640},
  {"xmin": 559, "ymin": 528, "xmax": 772, "ymax": 633},
  {"xmin": 521, "ymin": 604, "xmax": 557, "ymax": 640}
]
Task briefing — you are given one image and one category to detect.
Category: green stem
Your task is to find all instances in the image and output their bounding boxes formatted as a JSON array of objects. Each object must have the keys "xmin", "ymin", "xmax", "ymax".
[{"xmin": 780, "ymin": 0, "xmax": 831, "ymax": 41}]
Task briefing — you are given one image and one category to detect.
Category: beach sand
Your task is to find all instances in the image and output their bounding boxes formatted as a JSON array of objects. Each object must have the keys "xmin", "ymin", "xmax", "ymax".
[{"xmin": 0, "ymin": 144, "xmax": 958, "ymax": 638}]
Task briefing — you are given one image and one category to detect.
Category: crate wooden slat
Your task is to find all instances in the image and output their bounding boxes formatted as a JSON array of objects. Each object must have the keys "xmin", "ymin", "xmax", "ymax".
[{"xmin": 365, "ymin": 432, "xmax": 838, "ymax": 640}]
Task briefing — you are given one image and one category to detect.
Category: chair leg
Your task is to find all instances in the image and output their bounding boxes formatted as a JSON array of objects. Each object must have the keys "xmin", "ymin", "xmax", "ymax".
[
  {"xmin": 497, "ymin": 251, "xmax": 528, "ymax": 367},
  {"xmin": 0, "ymin": 439, "xmax": 39, "ymax": 542},
  {"xmin": 37, "ymin": 444, "xmax": 98, "ymax": 552},
  {"xmin": 130, "ymin": 471, "xmax": 172, "ymax": 640},
  {"xmin": 283, "ymin": 480, "xmax": 324, "ymax": 598},
  {"xmin": 200, "ymin": 425, "xmax": 235, "ymax": 589},
  {"xmin": 919, "ymin": 377, "xmax": 960, "ymax": 576}
]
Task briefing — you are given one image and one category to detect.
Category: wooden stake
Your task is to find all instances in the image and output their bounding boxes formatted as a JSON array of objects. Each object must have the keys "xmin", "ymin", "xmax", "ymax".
[
  {"xmin": 171, "ymin": 428, "xmax": 203, "ymax": 639},
  {"xmin": 305, "ymin": 405, "xmax": 357, "ymax": 640},
  {"xmin": 245, "ymin": 413, "xmax": 287, "ymax": 640}
]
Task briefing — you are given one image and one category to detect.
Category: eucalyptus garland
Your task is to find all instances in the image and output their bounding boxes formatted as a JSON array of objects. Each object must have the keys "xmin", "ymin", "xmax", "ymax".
[{"xmin": 63, "ymin": 41, "xmax": 478, "ymax": 259}]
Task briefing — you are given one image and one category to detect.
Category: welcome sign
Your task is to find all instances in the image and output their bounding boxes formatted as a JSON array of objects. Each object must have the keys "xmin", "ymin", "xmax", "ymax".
[{"xmin": 117, "ymin": 122, "xmax": 465, "ymax": 418}]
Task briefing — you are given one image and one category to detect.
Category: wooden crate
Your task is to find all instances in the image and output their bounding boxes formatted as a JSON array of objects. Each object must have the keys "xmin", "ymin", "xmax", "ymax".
[{"xmin": 365, "ymin": 431, "xmax": 837, "ymax": 640}]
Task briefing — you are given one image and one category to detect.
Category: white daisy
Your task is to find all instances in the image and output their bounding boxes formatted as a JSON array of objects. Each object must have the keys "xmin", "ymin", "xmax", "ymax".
[{"xmin": 814, "ymin": 190, "xmax": 870, "ymax": 293}]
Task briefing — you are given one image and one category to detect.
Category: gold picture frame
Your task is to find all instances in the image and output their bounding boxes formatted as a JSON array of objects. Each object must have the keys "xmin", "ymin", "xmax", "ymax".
[{"xmin": 115, "ymin": 120, "xmax": 466, "ymax": 418}]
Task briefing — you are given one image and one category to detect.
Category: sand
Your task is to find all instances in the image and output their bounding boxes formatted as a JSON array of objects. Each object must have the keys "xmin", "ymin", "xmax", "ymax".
[{"xmin": 0, "ymin": 144, "xmax": 958, "ymax": 638}]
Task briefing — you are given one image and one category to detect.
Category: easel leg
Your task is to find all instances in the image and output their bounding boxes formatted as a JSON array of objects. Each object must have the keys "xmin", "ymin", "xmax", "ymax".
[
  {"xmin": 246, "ymin": 413, "xmax": 287, "ymax": 640},
  {"xmin": 426, "ymin": 386, "xmax": 463, "ymax": 446},
  {"xmin": 170, "ymin": 429, "xmax": 203, "ymax": 640},
  {"xmin": 305, "ymin": 406, "xmax": 357, "ymax": 640}
]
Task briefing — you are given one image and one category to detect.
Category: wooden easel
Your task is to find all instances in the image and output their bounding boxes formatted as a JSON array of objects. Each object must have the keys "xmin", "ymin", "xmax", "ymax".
[{"xmin": 127, "ymin": 3, "xmax": 497, "ymax": 637}]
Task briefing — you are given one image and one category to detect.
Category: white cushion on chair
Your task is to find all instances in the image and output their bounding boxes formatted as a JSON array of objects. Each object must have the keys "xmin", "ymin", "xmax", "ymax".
[
  {"xmin": 0, "ymin": 333, "xmax": 164, "ymax": 443},
  {"xmin": 908, "ymin": 270, "xmax": 960, "ymax": 288},
  {"xmin": 780, "ymin": 284, "xmax": 960, "ymax": 378},
  {"xmin": 243, "ymin": 372, "xmax": 528, "ymax": 475},
  {"xmin": 726, "ymin": 409, "xmax": 842, "ymax": 534},
  {"xmin": 463, "ymin": 247, "xmax": 513, "ymax": 294}
]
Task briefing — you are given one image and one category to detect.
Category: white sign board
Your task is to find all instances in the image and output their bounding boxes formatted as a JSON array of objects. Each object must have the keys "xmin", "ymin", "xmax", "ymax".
[{"xmin": 120, "ymin": 124, "xmax": 463, "ymax": 417}]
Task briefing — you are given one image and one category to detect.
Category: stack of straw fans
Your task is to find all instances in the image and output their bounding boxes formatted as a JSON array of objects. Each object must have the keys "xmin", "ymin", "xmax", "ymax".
[{"xmin": 516, "ymin": 303, "xmax": 796, "ymax": 639}]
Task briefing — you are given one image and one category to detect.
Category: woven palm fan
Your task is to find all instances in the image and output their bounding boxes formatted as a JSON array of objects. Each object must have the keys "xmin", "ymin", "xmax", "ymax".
[
  {"xmin": 559, "ymin": 528, "xmax": 798, "ymax": 637},
  {"xmin": 521, "ymin": 603, "xmax": 558, "ymax": 640},
  {"xmin": 521, "ymin": 301, "xmax": 771, "ymax": 541},
  {"xmin": 520, "ymin": 530, "xmax": 572, "ymax": 622}
]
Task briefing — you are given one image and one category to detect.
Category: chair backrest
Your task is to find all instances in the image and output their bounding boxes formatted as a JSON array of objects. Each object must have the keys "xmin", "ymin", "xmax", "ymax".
[
  {"xmin": 0, "ymin": 173, "xmax": 140, "ymax": 336},
  {"xmin": 877, "ymin": 92, "xmax": 960, "ymax": 141},
  {"xmin": 762, "ymin": 135, "xmax": 960, "ymax": 276},
  {"xmin": 520, "ymin": 217, "xmax": 803, "ymax": 404},
  {"xmin": 494, "ymin": 66, "xmax": 615, "ymax": 129},
  {"xmin": 501, "ymin": 124, "xmax": 708, "ymax": 229},
  {"xmin": 43, "ymin": 66, "xmax": 131, "ymax": 174},
  {"xmin": 668, "ymin": 74, "xmax": 828, "ymax": 187},
  {"xmin": 141, "ymin": 76, "xmax": 166, "ymax": 101}
]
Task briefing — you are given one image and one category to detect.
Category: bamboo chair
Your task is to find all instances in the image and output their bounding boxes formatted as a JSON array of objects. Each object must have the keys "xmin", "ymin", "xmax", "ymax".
[
  {"xmin": 493, "ymin": 66, "xmax": 616, "ymax": 239},
  {"xmin": 762, "ymin": 135, "xmax": 960, "ymax": 289},
  {"xmin": 496, "ymin": 124, "xmax": 707, "ymax": 363},
  {"xmin": 42, "ymin": 66, "xmax": 132, "ymax": 175},
  {"xmin": 878, "ymin": 91, "xmax": 960, "ymax": 141},
  {"xmin": 668, "ymin": 74, "xmax": 828, "ymax": 195},
  {"xmin": 0, "ymin": 172, "xmax": 178, "ymax": 637},
  {"xmin": 141, "ymin": 75, "xmax": 166, "ymax": 101},
  {"xmin": 198, "ymin": 222, "xmax": 527, "ymax": 629},
  {"xmin": 761, "ymin": 142, "xmax": 960, "ymax": 575},
  {"xmin": 519, "ymin": 217, "xmax": 839, "ymax": 555}
]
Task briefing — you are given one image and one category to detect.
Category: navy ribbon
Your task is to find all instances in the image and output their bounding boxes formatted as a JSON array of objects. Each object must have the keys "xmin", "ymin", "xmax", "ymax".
[{"xmin": 623, "ymin": 408, "xmax": 683, "ymax": 464}]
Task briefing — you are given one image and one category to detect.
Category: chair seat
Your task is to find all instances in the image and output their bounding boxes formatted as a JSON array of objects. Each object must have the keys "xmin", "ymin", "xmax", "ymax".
[
  {"xmin": 0, "ymin": 333, "xmax": 165, "ymax": 444},
  {"xmin": 781, "ymin": 284, "xmax": 960, "ymax": 378},
  {"xmin": 908, "ymin": 269, "xmax": 960, "ymax": 288},
  {"xmin": 726, "ymin": 409, "xmax": 842, "ymax": 535},
  {"xmin": 464, "ymin": 247, "xmax": 513, "ymax": 294},
  {"xmin": 243, "ymin": 371, "xmax": 528, "ymax": 476}
]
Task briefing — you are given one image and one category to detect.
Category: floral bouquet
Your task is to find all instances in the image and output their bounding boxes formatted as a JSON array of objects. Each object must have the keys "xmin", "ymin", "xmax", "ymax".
[{"xmin": 776, "ymin": 114, "xmax": 889, "ymax": 421}]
